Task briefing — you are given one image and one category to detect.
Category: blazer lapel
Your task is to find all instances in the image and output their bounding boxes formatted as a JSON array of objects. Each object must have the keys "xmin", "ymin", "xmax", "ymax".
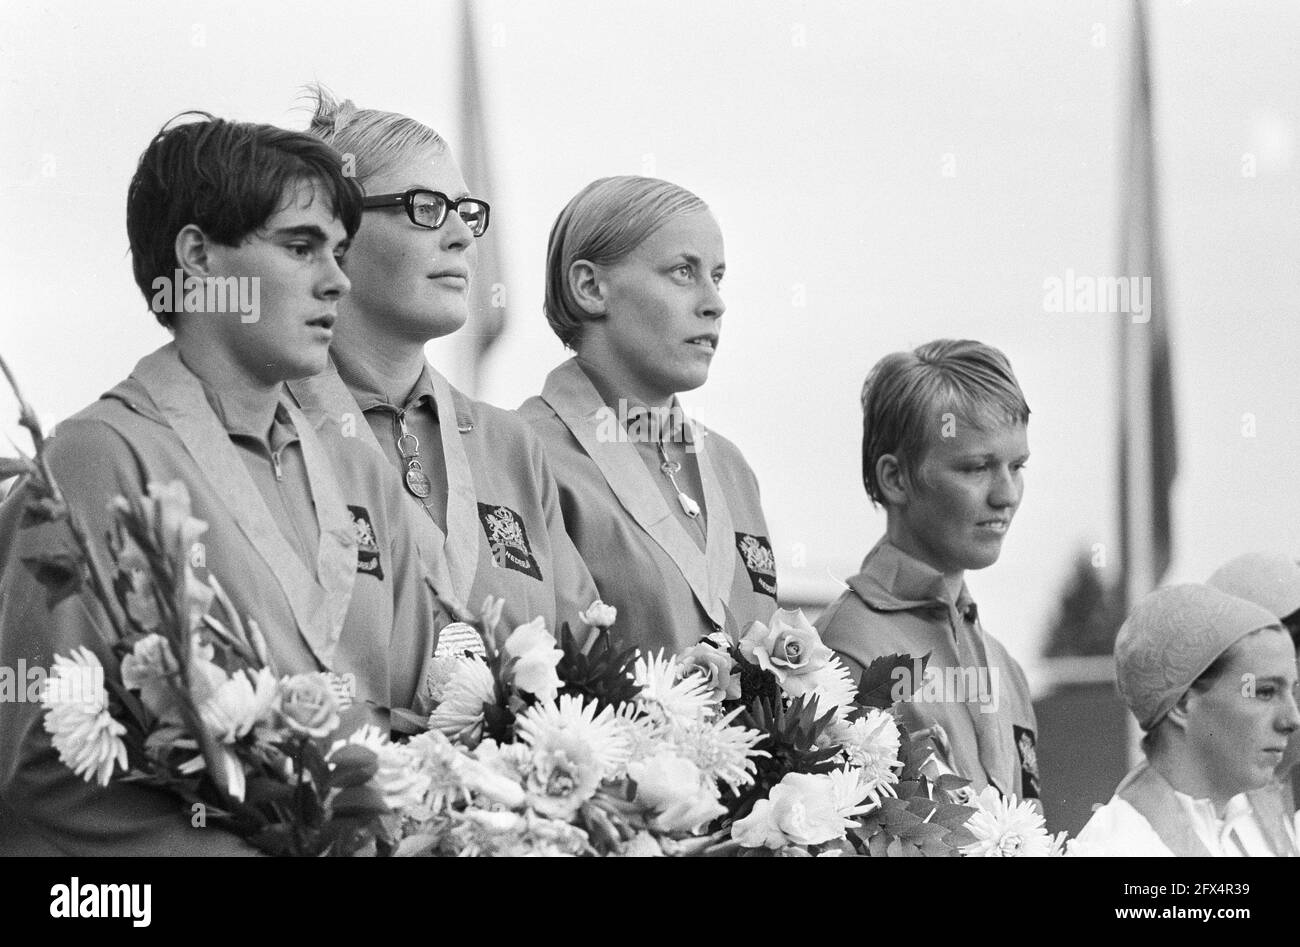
[
  {"xmin": 690, "ymin": 420, "xmax": 736, "ymax": 625},
  {"xmin": 429, "ymin": 367, "xmax": 480, "ymax": 604},
  {"xmin": 541, "ymin": 359, "xmax": 725, "ymax": 627},
  {"xmin": 286, "ymin": 398, "xmax": 359, "ymax": 663},
  {"xmin": 136, "ymin": 345, "xmax": 357, "ymax": 668}
]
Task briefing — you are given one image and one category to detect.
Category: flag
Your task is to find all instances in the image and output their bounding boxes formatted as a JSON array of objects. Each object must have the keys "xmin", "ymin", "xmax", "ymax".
[
  {"xmin": 455, "ymin": 0, "xmax": 507, "ymax": 397},
  {"xmin": 1117, "ymin": 0, "xmax": 1177, "ymax": 613}
]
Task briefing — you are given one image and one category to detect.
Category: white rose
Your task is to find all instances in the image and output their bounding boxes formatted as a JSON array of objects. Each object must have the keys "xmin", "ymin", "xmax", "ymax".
[
  {"xmin": 739, "ymin": 608, "xmax": 832, "ymax": 690},
  {"xmin": 628, "ymin": 752, "xmax": 726, "ymax": 835},
  {"xmin": 502, "ymin": 618, "xmax": 563, "ymax": 702},
  {"xmin": 733, "ymin": 772, "xmax": 844, "ymax": 849}
]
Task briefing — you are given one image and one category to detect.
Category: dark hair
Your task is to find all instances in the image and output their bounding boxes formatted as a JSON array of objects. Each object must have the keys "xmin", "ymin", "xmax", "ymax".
[
  {"xmin": 126, "ymin": 112, "xmax": 363, "ymax": 327},
  {"xmin": 859, "ymin": 338, "xmax": 1030, "ymax": 507}
]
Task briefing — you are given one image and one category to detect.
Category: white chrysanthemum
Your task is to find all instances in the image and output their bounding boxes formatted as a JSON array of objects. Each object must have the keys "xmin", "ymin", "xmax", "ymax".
[
  {"xmin": 961, "ymin": 786, "xmax": 1053, "ymax": 857},
  {"xmin": 828, "ymin": 709, "xmax": 903, "ymax": 802},
  {"xmin": 607, "ymin": 703, "xmax": 663, "ymax": 779},
  {"xmin": 664, "ymin": 707, "xmax": 767, "ymax": 793},
  {"xmin": 428, "ymin": 655, "xmax": 497, "ymax": 747},
  {"xmin": 405, "ymin": 730, "xmax": 472, "ymax": 816},
  {"xmin": 41, "ymin": 647, "xmax": 126, "ymax": 787},
  {"xmin": 514, "ymin": 695, "xmax": 630, "ymax": 819},
  {"xmin": 200, "ymin": 667, "xmax": 278, "ymax": 743},
  {"xmin": 825, "ymin": 767, "xmax": 881, "ymax": 821},
  {"xmin": 800, "ymin": 657, "xmax": 858, "ymax": 721},
  {"xmin": 632, "ymin": 651, "xmax": 715, "ymax": 724}
]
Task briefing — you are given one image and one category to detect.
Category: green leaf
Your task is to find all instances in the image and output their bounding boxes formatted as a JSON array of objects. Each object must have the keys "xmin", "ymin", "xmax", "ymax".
[
  {"xmin": 868, "ymin": 831, "xmax": 889, "ymax": 857},
  {"xmin": 300, "ymin": 741, "xmax": 333, "ymax": 790},
  {"xmin": 331, "ymin": 784, "xmax": 390, "ymax": 818},
  {"xmin": 931, "ymin": 802, "xmax": 977, "ymax": 823},
  {"xmin": 855, "ymin": 652, "xmax": 928, "ymax": 710},
  {"xmin": 20, "ymin": 551, "xmax": 83, "ymax": 610},
  {"xmin": 944, "ymin": 824, "xmax": 978, "ymax": 847},
  {"xmin": 934, "ymin": 773, "xmax": 972, "ymax": 793},
  {"xmin": 248, "ymin": 823, "xmax": 295, "ymax": 856},
  {"xmin": 881, "ymin": 807, "xmax": 922, "ymax": 829},
  {"xmin": 895, "ymin": 821, "xmax": 949, "ymax": 841},
  {"xmin": 328, "ymin": 745, "xmax": 379, "ymax": 787},
  {"xmin": 243, "ymin": 777, "xmax": 296, "ymax": 806},
  {"xmin": 920, "ymin": 837, "xmax": 956, "ymax": 858}
]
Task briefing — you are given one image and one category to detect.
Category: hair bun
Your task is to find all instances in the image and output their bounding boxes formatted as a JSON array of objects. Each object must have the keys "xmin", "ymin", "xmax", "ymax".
[{"xmin": 303, "ymin": 82, "xmax": 356, "ymax": 138}]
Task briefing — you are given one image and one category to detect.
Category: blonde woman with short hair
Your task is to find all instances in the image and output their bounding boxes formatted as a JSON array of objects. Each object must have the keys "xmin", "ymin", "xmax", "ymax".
[{"xmin": 519, "ymin": 176, "xmax": 778, "ymax": 656}]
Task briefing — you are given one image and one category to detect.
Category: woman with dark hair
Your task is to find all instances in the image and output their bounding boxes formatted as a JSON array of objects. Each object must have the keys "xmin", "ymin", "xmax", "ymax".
[
  {"xmin": 0, "ymin": 114, "xmax": 443, "ymax": 854},
  {"xmin": 519, "ymin": 176, "xmax": 778, "ymax": 656}
]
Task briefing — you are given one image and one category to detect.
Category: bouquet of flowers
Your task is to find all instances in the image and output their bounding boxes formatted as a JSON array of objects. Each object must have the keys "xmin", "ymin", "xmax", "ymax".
[
  {"xmin": 393, "ymin": 600, "xmax": 1041, "ymax": 856},
  {"xmin": 3, "ymin": 357, "xmax": 400, "ymax": 856}
]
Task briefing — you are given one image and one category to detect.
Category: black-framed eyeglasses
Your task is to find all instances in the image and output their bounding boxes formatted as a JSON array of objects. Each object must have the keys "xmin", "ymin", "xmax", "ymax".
[{"xmin": 362, "ymin": 188, "xmax": 491, "ymax": 237}]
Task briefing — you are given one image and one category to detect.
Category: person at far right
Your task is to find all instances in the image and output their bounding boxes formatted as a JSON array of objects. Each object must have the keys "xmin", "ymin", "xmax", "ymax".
[
  {"xmin": 815, "ymin": 339, "xmax": 1040, "ymax": 805},
  {"xmin": 1207, "ymin": 552, "xmax": 1300, "ymax": 811},
  {"xmin": 1075, "ymin": 584, "xmax": 1300, "ymax": 856}
]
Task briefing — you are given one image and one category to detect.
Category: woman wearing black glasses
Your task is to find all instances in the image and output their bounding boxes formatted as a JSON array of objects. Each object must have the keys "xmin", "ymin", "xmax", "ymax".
[
  {"xmin": 289, "ymin": 86, "xmax": 599, "ymax": 645},
  {"xmin": 519, "ymin": 176, "xmax": 778, "ymax": 657}
]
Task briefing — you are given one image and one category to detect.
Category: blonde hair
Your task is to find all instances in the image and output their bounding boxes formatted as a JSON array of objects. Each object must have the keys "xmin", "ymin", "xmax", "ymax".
[
  {"xmin": 859, "ymin": 339, "xmax": 1030, "ymax": 507},
  {"xmin": 544, "ymin": 175, "xmax": 708, "ymax": 349},
  {"xmin": 301, "ymin": 82, "xmax": 445, "ymax": 187}
]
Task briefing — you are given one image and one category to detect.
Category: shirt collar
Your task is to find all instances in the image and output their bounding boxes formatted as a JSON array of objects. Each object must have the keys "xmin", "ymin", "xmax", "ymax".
[
  {"xmin": 331, "ymin": 349, "xmax": 438, "ymax": 415},
  {"xmin": 623, "ymin": 402, "xmax": 697, "ymax": 446},
  {"xmin": 846, "ymin": 537, "xmax": 977, "ymax": 616},
  {"xmin": 198, "ymin": 379, "xmax": 296, "ymax": 448},
  {"xmin": 1174, "ymin": 790, "xmax": 1255, "ymax": 853}
]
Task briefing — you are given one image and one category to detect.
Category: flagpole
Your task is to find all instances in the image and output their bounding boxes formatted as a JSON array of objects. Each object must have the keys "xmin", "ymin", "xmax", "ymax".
[{"xmin": 1117, "ymin": 0, "xmax": 1176, "ymax": 768}]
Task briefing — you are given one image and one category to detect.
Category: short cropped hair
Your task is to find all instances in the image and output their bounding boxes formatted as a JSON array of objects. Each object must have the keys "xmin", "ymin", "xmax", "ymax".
[
  {"xmin": 545, "ymin": 176, "xmax": 708, "ymax": 349},
  {"xmin": 127, "ymin": 112, "xmax": 363, "ymax": 328},
  {"xmin": 303, "ymin": 83, "xmax": 446, "ymax": 187},
  {"xmin": 859, "ymin": 339, "xmax": 1030, "ymax": 506}
]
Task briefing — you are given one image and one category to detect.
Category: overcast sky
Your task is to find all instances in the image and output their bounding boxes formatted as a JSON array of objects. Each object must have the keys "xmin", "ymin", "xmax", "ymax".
[{"xmin": 2, "ymin": 0, "xmax": 1297, "ymax": 684}]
